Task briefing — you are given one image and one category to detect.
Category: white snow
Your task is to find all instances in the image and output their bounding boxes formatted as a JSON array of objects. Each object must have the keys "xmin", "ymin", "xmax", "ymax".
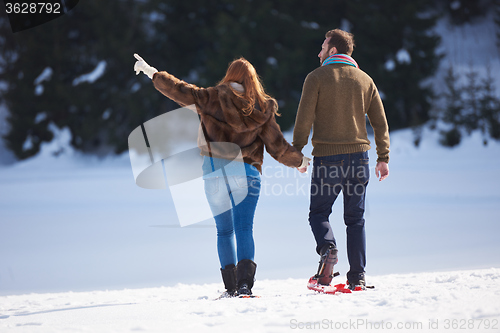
[
  {"xmin": 34, "ymin": 84, "xmax": 43, "ymax": 96},
  {"xmin": 21, "ymin": 134, "xmax": 33, "ymax": 151},
  {"xmin": 34, "ymin": 67, "xmax": 53, "ymax": 96},
  {"xmin": 396, "ymin": 49, "xmax": 411, "ymax": 64},
  {"xmin": 340, "ymin": 18, "xmax": 352, "ymax": 32},
  {"xmin": 34, "ymin": 112, "xmax": 47, "ymax": 124},
  {"xmin": 33, "ymin": 67, "xmax": 53, "ymax": 86},
  {"xmin": 450, "ymin": 1, "xmax": 461, "ymax": 11},
  {"xmin": 72, "ymin": 60, "xmax": 107, "ymax": 86},
  {"xmin": 102, "ymin": 108, "xmax": 112, "ymax": 120},
  {"xmin": 1, "ymin": 126, "xmax": 500, "ymax": 332},
  {"xmin": 130, "ymin": 82, "xmax": 141, "ymax": 93},
  {"xmin": 185, "ymin": 69, "xmax": 199, "ymax": 83},
  {"xmin": 384, "ymin": 59, "xmax": 396, "ymax": 71},
  {"xmin": 300, "ymin": 21, "xmax": 320, "ymax": 30},
  {"xmin": 1, "ymin": 268, "xmax": 499, "ymax": 332},
  {"xmin": 267, "ymin": 56, "xmax": 278, "ymax": 67}
]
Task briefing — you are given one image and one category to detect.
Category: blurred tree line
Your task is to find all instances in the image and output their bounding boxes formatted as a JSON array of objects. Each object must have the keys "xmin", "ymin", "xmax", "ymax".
[
  {"xmin": 0, "ymin": 0, "xmax": 499, "ymax": 159},
  {"xmin": 431, "ymin": 0, "xmax": 500, "ymax": 146},
  {"xmin": 434, "ymin": 66, "xmax": 500, "ymax": 147}
]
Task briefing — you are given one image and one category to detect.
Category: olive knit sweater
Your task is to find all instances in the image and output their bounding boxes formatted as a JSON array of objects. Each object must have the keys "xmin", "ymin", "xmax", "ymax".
[{"xmin": 292, "ymin": 63, "xmax": 390, "ymax": 163}]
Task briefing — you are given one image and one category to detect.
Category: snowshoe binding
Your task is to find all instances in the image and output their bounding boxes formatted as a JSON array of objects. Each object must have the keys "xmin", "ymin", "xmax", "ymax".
[{"xmin": 313, "ymin": 245, "xmax": 339, "ymax": 285}]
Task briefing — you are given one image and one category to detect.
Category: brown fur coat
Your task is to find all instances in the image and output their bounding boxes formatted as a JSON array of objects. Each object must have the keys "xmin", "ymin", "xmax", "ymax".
[{"xmin": 152, "ymin": 71, "xmax": 303, "ymax": 173}]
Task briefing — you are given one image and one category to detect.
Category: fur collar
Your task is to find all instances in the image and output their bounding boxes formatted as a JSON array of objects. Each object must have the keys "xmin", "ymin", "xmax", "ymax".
[
  {"xmin": 214, "ymin": 82, "xmax": 272, "ymax": 132},
  {"xmin": 229, "ymin": 82, "xmax": 244, "ymax": 92}
]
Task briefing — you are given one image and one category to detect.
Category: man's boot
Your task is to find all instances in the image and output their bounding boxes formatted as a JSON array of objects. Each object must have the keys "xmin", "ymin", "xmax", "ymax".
[
  {"xmin": 347, "ymin": 272, "xmax": 366, "ymax": 291},
  {"xmin": 314, "ymin": 244, "xmax": 338, "ymax": 285}
]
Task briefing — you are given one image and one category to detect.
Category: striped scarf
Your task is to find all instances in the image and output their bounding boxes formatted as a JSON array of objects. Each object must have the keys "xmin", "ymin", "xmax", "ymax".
[{"xmin": 322, "ymin": 54, "xmax": 359, "ymax": 69}]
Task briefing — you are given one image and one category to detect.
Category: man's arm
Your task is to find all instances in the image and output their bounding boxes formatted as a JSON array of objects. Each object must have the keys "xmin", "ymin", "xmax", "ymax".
[
  {"xmin": 292, "ymin": 73, "xmax": 319, "ymax": 152},
  {"xmin": 366, "ymin": 84, "xmax": 390, "ymax": 181},
  {"xmin": 366, "ymin": 85, "xmax": 390, "ymax": 163}
]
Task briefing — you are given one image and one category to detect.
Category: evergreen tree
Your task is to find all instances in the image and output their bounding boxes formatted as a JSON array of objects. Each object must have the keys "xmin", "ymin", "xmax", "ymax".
[
  {"xmin": 478, "ymin": 68, "xmax": 500, "ymax": 143},
  {"xmin": 438, "ymin": 67, "xmax": 464, "ymax": 147},
  {"xmin": 462, "ymin": 67, "xmax": 482, "ymax": 135},
  {"xmin": 1, "ymin": 0, "xmax": 444, "ymax": 159},
  {"xmin": 439, "ymin": 0, "xmax": 494, "ymax": 25},
  {"xmin": 143, "ymin": 0, "xmax": 442, "ymax": 132},
  {"xmin": 435, "ymin": 66, "xmax": 500, "ymax": 146},
  {"xmin": 495, "ymin": 0, "xmax": 500, "ymax": 49},
  {"xmin": 142, "ymin": 0, "xmax": 344, "ymax": 130},
  {"xmin": 343, "ymin": 0, "xmax": 442, "ymax": 130},
  {"xmin": 0, "ymin": 0, "xmax": 155, "ymax": 159}
]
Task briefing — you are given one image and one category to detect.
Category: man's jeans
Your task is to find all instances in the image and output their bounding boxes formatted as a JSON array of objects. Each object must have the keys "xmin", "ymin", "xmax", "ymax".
[
  {"xmin": 204, "ymin": 175, "xmax": 261, "ymax": 269},
  {"xmin": 309, "ymin": 152, "xmax": 369, "ymax": 282}
]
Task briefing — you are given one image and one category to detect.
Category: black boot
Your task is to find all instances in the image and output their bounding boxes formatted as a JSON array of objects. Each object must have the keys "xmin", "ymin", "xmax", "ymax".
[
  {"xmin": 220, "ymin": 264, "xmax": 237, "ymax": 297},
  {"xmin": 347, "ymin": 272, "xmax": 366, "ymax": 291},
  {"xmin": 314, "ymin": 244, "xmax": 339, "ymax": 285},
  {"xmin": 236, "ymin": 259, "xmax": 257, "ymax": 296}
]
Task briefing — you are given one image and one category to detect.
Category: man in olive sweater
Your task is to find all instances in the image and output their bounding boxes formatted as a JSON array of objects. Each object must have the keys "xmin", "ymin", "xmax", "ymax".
[{"xmin": 293, "ymin": 29, "xmax": 390, "ymax": 290}]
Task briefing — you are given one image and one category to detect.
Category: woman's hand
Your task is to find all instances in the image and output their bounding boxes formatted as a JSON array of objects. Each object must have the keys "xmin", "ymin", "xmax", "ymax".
[
  {"xmin": 297, "ymin": 156, "xmax": 311, "ymax": 173},
  {"xmin": 134, "ymin": 53, "xmax": 158, "ymax": 79}
]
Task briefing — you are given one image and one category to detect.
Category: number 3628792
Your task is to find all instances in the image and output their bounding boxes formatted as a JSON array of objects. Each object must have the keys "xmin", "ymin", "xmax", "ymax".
[{"xmin": 5, "ymin": 3, "xmax": 61, "ymax": 14}]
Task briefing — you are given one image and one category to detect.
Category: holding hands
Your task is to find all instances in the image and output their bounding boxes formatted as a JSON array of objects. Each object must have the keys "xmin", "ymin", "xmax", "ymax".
[{"xmin": 298, "ymin": 156, "xmax": 312, "ymax": 173}]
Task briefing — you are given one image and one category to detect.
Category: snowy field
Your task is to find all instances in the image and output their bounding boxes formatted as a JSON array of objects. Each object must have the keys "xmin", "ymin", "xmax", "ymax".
[
  {"xmin": 1, "ymin": 126, "xmax": 500, "ymax": 332},
  {"xmin": 0, "ymin": 268, "xmax": 499, "ymax": 333}
]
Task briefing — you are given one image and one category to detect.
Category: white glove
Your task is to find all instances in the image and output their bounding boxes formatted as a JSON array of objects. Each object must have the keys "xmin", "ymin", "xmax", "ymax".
[
  {"xmin": 298, "ymin": 156, "xmax": 311, "ymax": 173},
  {"xmin": 134, "ymin": 53, "xmax": 158, "ymax": 79}
]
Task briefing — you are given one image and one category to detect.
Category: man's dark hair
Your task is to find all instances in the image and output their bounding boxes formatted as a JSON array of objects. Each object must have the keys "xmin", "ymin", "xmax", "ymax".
[{"xmin": 325, "ymin": 29, "xmax": 355, "ymax": 56}]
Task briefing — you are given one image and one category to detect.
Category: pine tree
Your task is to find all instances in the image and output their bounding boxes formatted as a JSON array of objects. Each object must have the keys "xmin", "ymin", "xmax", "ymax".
[
  {"xmin": 462, "ymin": 67, "xmax": 482, "ymax": 135},
  {"xmin": 442, "ymin": 0, "xmax": 494, "ymax": 25},
  {"xmin": 1, "ymin": 0, "xmax": 444, "ymax": 159},
  {"xmin": 142, "ymin": 0, "xmax": 344, "ymax": 131},
  {"xmin": 0, "ymin": 0, "xmax": 156, "ymax": 159},
  {"xmin": 438, "ymin": 66, "xmax": 464, "ymax": 147},
  {"xmin": 343, "ymin": 0, "xmax": 442, "ymax": 130},
  {"xmin": 435, "ymin": 66, "xmax": 500, "ymax": 146},
  {"xmin": 478, "ymin": 68, "xmax": 500, "ymax": 143},
  {"xmin": 494, "ymin": 0, "xmax": 500, "ymax": 50}
]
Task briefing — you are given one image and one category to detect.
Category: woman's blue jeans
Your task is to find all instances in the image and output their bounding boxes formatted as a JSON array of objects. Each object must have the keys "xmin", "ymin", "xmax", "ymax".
[
  {"xmin": 204, "ymin": 174, "xmax": 261, "ymax": 269},
  {"xmin": 309, "ymin": 152, "xmax": 369, "ymax": 282}
]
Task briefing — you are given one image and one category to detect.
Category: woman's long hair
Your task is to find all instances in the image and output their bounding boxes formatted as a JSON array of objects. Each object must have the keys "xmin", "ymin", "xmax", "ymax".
[{"xmin": 218, "ymin": 57, "xmax": 279, "ymax": 116}]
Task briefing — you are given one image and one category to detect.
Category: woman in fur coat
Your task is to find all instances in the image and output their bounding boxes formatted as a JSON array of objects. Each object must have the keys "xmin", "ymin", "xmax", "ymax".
[{"xmin": 134, "ymin": 54, "xmax": 310, "ymax": 297}]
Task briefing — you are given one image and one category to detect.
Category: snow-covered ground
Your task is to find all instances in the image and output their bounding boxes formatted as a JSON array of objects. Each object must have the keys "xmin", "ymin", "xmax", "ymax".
[
  {"xmin": 1, "ymin": 268, "xmax": 499, "ymax": 333},
  {"xmin": 1, "ymin": 126, "xmax": 500, "ymax": 332}
]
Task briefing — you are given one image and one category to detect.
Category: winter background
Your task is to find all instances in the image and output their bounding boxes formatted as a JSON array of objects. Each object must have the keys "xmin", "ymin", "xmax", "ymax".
[{"xmin": 1, "ymin": 4, "xmax": 500, "ymax": 333}]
